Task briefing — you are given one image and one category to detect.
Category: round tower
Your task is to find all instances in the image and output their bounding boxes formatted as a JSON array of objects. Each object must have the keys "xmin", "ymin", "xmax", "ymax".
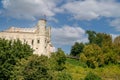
[
  {"xmin": 37, "ymin": 19, "xmax": 46, "ymax": 35},
  {"xmin": 36, "ymin": 19, "xmax": 47, "ymax": 56}
]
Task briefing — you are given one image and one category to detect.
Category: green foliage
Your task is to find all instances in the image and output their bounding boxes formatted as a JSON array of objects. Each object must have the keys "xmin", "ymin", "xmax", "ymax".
[
  {"xmin": 114, "ymin": 36, "xmax": 120, "ymax": 46},
  {"xmin": 113, "ymin": 36, "xmax": 120, "ymax": 63},
  {"xmin": 66, "ymin": 58, "xmax": 87, "ymax": 68},
  {"xmin": 86, "ymin": 30, "xmax": 96, "ymax": 44},
  {"xmin": 71, "ymin": 30, "xmax": 119, "ymax": 68},
  {"xmin": 86, "ymin": 30, "xmax": 112, "ymax": 47},
  {"xmin": 46, "ymin": 48, "xmax": 72, "ymax": 80},
  {"xmin": 11, "ymin": 49, "xmax": 70, "ymax": 80},
  {"xmin": 80, "ymin": 31, "xmax": 120, "ymax": 68},
  {"xmin": 0, "ymin": 38, "xmax": 33, "ymax": 79},
  {"xmin": 80, "ymin": 44, "xmax": 103, "ymax": 68},
  {"xmin": 84, "ymin": 72, "xmax": 102, "ymax": 80},
  {"xmin": 12, "ymin": 55, "xmax": 52, "ymax": 80},
  {"xmin": 52, "ymin": 48, "xmax": 66, "ymax": 71},
  {"xmin": 56, "ymin": 48, "xmax": 66, "ymax": 65},
  {"xmin": 56, "ymin": 72, "xmax": 72, "ymax": 80},
  {"xmin": 70, "ymin": 42, "xmax": 84, "ymax": 56},
  {"xmin": 66, "ymin": 59, "xmax": 120, "ymax": 80},
  {"xmin": 96, "ymin": 33, "xmax": 112, "ymax": 47}
]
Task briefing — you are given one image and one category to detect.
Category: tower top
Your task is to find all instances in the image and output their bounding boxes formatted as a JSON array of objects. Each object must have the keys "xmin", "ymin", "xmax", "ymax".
[
  {"xmin": 38, "ymin": 14, "xmax": 47, "ymax": 21},
  {"xmin": 37, "ymin": 19, "xmax": 46, "ymax": 27},
  {"xmin": 39, "ymin": 18, "xmax": 47, "ymax": 22}
]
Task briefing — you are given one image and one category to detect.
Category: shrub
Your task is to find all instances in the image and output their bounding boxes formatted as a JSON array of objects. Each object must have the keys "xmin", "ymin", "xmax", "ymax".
[
  {"xmin": 84, "ymin": 72, "xmax": 102, "ymax": 80},
  {"xmin": 57, "ymin": 72, "xmax": 72, "ymax": 80}
]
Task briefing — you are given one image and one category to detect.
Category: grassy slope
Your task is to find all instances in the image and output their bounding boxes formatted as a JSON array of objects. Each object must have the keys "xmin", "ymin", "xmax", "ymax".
[{"xmin": 65, "ymin": 58, "xmax": 120, "ymax": 80}]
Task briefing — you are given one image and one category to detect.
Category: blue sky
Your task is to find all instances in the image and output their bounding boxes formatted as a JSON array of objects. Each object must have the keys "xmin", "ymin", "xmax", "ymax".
[{"xmin": 0, "ymin": 0, "xmax": 120, "ymax": 53}]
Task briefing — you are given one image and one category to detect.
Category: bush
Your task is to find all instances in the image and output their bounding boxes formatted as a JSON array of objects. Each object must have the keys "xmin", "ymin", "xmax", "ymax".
[
  {"xmin": 84, "ymin": 72, "xmax": 102, "ymax": 80},
  {"xmin": 57, "ymin": 72, "xmax": 72, "ymax": 80}
]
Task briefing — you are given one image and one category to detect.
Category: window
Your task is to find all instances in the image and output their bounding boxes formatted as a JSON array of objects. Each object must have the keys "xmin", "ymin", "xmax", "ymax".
[
  {"xmin": 37, "ymin": 39, "xmax": 40, "ymax": 43},
  {"xmin": 32, "ymin": 40, "xmax": 34, "ymax": 45}
]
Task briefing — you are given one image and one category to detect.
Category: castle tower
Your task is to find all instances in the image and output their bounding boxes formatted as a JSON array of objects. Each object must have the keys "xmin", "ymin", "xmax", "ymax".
[
  {"xmin": 37, "ymin": 19, "xmax": 46, "ymax": 35},
  {"xmin": 46, "ymin": 27, "xmax": 51, "ymax": 42},
  {"xmin": 36, "ymin": 19, "xmax": 47, "ymax": 56}
]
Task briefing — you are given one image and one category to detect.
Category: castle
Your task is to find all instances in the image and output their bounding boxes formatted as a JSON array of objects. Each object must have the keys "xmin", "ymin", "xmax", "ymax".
[{"xmin": 0, "ymin": 19, "xmax": 54, "ymax": 56}]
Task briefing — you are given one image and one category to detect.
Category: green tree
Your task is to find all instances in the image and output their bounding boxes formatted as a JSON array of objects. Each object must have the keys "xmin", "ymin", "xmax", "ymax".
[
  {"xmin": 80, "ymin": 44, "xmax": 103, "ymax": 68},
  {"xmin": 55, "ymin": 48, "xmax": 66, "ymax": 71},
  {"xmin": 114, "ymin": 36, "xmax": 120, "ymax": 46},
  {"xmin": 12, "ymin": 49, "xmax": 69, "ymax": 80},
  {"xmin": 12, "ymin": 55, "xmax": 52, "ymax": 80},
  {"xmin": 96, "ymin": 33, "xmax": 112, "ymax": 47},
  {"xmin": 86, "ymin": 30, "xmax": 112, "ymax": 47},
  {"xmin": 111, "ymin": 36, "xmax": 120, "ymax": 64},
  {"xmin": 0, "ymin": 39, "xmax": 33, "ymax": 79},
  {"xmin": 70, "ymin": 42, "xmax": 84, "ymax": 56},
  {"xmin": 48, "ymin": 50, "xmax": 73, "ymax": 80},
  {"xmin": 112, "ymin": 47, "xmax": 120, "ymax": 64},
  {"xmin": 86, "ymin": 30, "xmax": 96, "ymax": 44}
]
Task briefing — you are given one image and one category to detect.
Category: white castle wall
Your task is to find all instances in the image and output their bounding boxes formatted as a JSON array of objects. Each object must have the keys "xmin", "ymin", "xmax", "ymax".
[{"xmin": 0, "ymin": 19, "xmax": 54, "ymax": 56}]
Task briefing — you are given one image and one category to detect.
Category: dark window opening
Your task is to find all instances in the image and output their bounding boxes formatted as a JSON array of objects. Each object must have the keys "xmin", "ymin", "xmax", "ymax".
[
  {"xmin": 32, "ymin": 40, "xmax": 34, "ymax": 45},
  {"xmin": 37, "ymin": 39, "xmax": 40, "ymax": 43}
]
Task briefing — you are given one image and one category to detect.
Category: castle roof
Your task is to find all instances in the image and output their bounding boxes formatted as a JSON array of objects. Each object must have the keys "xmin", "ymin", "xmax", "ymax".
[{"xmin": 5, "ymin": 27, "xmax": 37, "ymax": 33}]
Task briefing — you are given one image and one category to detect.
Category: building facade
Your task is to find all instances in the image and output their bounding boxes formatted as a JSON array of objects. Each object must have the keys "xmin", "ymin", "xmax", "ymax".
[{"xmin": 0, "ymin": 19, "xmax": 54, "ymax": 56}]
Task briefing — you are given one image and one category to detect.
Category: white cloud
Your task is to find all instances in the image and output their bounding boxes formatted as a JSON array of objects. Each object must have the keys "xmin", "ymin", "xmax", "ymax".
[
  {"xmin": 2, "ymin": 0, "xmax": 120, "ymax": 21},
  {"xmin": 1, "ymin": 0, "xmax": 61, "ymax": 20},
  {"xmin": 47, "ymin": 17, "xmax": 58, "ymax": 23},
  {"xmin": 1, "ymin": 0, "xmax": 120, "ymax": 32},
  {"xmin": 61, "ymin": 0, "xmax": 120, "ymax": 20},
  {"xmin": 110, "ymin": 19, "xmax": 120, "ymax": 31},
  {"xmin": 52, "ymin": 25, "xmax": 88, "ymax": 45}
]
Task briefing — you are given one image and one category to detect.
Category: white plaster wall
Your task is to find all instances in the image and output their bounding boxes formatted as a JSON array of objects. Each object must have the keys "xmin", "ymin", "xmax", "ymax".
[{"xmin": 0, "ymin": 20, "xmax": 54, "ymax": 56}]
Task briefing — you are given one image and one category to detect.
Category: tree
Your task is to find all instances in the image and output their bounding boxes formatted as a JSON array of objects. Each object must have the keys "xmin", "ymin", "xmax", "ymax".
[
  {"xmin": 86, "ymin": 30, "xmax": 112, "ymax": 47},
  {"xmin": 114, "ymin": 36, "xmax": 120, "ymax": 46},
  {"xmin": 95, "ymin": 33, "xmax": 112, "ymax": 47},
  {"xmin": 0, "ymin": 39, "xmax": 33, "ymax": 79},
  {"xmin": 80, "ymin": 44, "xmax": 103, "ymax": 68},
  {"xmin": 86, "ymin": 30, "xmax": 96, "ymax": 44},
  {"xmin": 55, "ymin": 48, "xmax": 66, "ymax": 71},
  {"xmin": 70, "ymin": 42, "xmax": 84, "ymax": 56},
  {"xmin": 12, "ymin": 55, "xmax": 52, "ymax": 80},
  {"xmin": 48, "ymin": 49, "xmax": 72, "ymax": 80},
  {"xmin": 49, "ymin": 48, "xmax": 66, "ymax": 71},
  {"xmin": 113, "ymin": 36, "xmax": 120, "ymax": 64},
  {"xmin": 80, "ymin": 30, "xmax": 120, "ymax": 67},
  {"xmin": 12, "ymin": 49, "xmax": 68, "ymax": 80}
]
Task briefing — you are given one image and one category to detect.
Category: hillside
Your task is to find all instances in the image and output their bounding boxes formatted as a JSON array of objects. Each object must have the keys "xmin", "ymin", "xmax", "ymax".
[{"xmin": 65, "ymin": 58, "xmax": 120, "ymax": 80}]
